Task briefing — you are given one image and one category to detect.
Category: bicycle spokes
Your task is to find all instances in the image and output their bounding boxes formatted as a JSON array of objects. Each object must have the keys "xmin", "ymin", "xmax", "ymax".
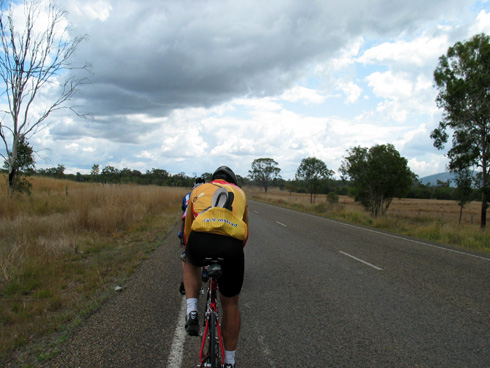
[
  {"xmin": 196, "ymin": 261, "xmax": 224, "ymax": 368},
  {"xmin": 199, "ymin": 310, "xmax": 224, "ymax": 368}
]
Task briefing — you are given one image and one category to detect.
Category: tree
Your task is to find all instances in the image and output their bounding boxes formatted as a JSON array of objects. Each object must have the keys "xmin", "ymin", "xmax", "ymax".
[
  {"xmin": 295, "ymin": 157, "xmax": 334, "ymax": 203},
  {"xmin": 0, "ymin": 0, "xmax": 88, "ymax": 195},
  {"xmin": 53, "ymin": 164, "xmax": 65, "ymax": 178},
  {"xmin": 430, "ymin": 33, "xmax": 490, "ymax": 227},
  {"xmin": 454, "ymin": 168, "xmax": 474, "ymax": 224},
  {"xmin": 101, "ymin": 165, "xmax": 120, "ymax": 182},
  {"xmin": 248, "ymin": 158, "xmax": 281, "ymax": 193},
  {"xmin": 2, "ymin": 135, "xmax": 34, "ymax": 193},
  {"xmin": 90, "ymin": 164, "xmax": 100, "ymax": 177},
  {"xmin": 327, "ymin": 191, "xmax": 339, "ymax": 204},
  {"xmin": 339, "ymin": 144, "xmax": 413, "ymax": 217}
]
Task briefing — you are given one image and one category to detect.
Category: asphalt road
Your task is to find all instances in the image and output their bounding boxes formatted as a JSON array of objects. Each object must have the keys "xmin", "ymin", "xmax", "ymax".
[{"xmin": 43, "ymin": 200, "xmax": 490, "ymax": 368}]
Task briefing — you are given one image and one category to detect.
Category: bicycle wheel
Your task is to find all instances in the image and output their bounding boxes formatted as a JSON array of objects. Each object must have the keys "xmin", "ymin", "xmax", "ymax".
[{"xmin": 209, "ymin": 312, "xmax": 222, "ymax": 368}]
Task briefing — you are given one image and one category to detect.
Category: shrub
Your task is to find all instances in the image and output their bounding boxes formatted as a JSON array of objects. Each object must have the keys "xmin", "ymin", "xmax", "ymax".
[{"xmin": 327, "ymin": 192, "xmax": 339, "ymax": 204}]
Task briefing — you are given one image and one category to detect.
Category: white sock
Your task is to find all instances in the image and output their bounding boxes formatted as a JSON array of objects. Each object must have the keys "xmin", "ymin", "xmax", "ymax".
[
  {"xmin": 186, "ymin": 298, "xmax": 198, "ymax": 315},
  {"xmin": 224, "ymin": 350, "xmax": 235, "ymax": 365}
]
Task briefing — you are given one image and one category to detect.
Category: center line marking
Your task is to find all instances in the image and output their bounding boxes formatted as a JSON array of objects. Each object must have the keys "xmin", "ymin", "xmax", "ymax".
[
  {"xmin": 275, "ymin": 221, "xmax": 287, "ymax": 227},
  {"xmin": 340, "ymin": 251, "xmax": 383, "ymax": 271},
  {"xmin": 257, "ymin": 201, "xmax": 490, "ymax": 262}
]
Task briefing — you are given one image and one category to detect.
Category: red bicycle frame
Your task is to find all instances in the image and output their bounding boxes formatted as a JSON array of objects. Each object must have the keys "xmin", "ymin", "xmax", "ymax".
[{"xmin": 198, "ymin": 266, "xmax": 225, "ymax": 367}]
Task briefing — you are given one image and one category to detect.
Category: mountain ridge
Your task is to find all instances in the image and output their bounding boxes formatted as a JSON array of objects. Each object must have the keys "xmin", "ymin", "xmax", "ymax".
[
  {"xmin": 419, "ymin": 171, "xmax": 480, "ymax": 186},
  {"xmin": 419, "ymin": 172, "xmax": 456, "ymax": 186}
]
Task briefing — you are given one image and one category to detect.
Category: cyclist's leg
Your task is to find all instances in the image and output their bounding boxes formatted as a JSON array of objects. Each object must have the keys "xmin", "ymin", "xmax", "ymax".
[
  {"xmin": 216, "ymin": 238, "xmax": 244, "ymax": 363},
  {"xmin": 182, "ymin": 260, "xmax": 201, "ymax": 299},
  {"xmin": 183, "ymin": 232, "xmax": 209, "ymax": 299},
  {"xmin": 220, "ymin": 294, "xmax": 241, "ymax": 351},
  {"xmin": 183, "ymin": 233, "xmax": 207, "ymax": 336},
  {"xmin": 179, "ymin": 219, "xmax": 186, "ymax": 295}
]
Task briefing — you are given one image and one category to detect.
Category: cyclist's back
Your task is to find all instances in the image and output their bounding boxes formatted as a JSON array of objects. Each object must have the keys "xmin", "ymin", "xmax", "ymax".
[{"xmin": 183, "ymin": 179, "xmax": 248, "ymax": 243}]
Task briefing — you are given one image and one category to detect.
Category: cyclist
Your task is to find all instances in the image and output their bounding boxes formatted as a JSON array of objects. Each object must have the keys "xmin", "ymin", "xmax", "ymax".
[{"xmin": 182, "ymin": 166, "xmax": 248, "ymax": 368}]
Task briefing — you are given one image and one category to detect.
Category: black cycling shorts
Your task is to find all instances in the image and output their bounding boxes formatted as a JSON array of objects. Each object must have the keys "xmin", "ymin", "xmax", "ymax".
[{"xmin": 186, "ymin": 231, "xmax": 244, "ymax": 298}]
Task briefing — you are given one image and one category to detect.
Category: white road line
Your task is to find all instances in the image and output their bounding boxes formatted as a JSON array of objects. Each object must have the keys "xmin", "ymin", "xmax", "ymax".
[
  {"xmin": 337, "ymin": 222, "xmax": 490, "ymax": 262},
  {"xmin": 259, "ymin": 202, "xmax": 490, "ymax": 262},
  {"xmin": 275, "ymin": 221, "xmax": 287, "ymax": 227},
  {"xmin": 166, "ymin": 296, "xmax": 187, "ymax": 368},
  {"xmin": 339, "ymin": 251, "xmax": 383, "ymax": 271}
]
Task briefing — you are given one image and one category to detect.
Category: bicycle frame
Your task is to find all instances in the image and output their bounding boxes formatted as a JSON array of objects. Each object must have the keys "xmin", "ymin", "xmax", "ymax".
[{"xmin": 198, "ymin": 264, "xmax": 225, "ymax": 368}]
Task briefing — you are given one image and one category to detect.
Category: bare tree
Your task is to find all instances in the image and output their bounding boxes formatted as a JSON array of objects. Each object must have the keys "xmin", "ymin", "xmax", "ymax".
[{"xmin": 0, "ymin": 0, "xmax": 89, "ymax": 195}]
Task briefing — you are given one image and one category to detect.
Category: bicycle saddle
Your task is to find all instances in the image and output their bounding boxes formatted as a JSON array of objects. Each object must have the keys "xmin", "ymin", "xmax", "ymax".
[{"xmin": 207, "ymin": 263, "xmax": 222, "ymax": 279}]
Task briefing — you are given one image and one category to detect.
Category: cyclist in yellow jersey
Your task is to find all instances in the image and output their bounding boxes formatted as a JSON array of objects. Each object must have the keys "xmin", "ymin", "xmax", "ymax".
[{"xmin": 183, "ymin": 166, "xmax": 248, "ymax": 368}]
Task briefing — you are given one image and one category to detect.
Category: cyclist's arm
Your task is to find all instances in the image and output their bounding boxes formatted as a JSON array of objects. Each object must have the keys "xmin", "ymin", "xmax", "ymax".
[
  {"xmin": 242, "ymin": 202, "xmax": 249, "ymax": 247},
  {"xmin": 183, "ymin": 200, "xmax": 194, "ymax": 246}
]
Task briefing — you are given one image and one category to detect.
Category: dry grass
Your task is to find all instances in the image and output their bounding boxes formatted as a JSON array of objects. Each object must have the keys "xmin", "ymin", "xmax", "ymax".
[
  {"xmin": 0, "ymin": 175, "xmax": 187, "ymax": 365},
  {"xmin": 247, "ymin": 186, "xmax": 490, "ymax": 253}
]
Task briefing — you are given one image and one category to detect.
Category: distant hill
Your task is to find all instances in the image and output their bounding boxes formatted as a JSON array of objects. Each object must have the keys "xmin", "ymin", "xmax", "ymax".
[
  {"xmin": 419, "ymin": 171, "xmax": 480, "ymax": 187},
  {"xmin": 419, "ymin": 172, "xmax": 456, "ymax": 186}
]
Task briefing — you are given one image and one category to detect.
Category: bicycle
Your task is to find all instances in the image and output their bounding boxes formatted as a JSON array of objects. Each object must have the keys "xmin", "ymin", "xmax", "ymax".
[{"xmin": 197, "ymin": 258, "xmax": 225, "ymax": 368}]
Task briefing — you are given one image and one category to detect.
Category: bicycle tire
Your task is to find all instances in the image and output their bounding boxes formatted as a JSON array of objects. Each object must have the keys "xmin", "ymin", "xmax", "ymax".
[{"xmin": 209, "ymin": 312, "xmax": 218, "ymax": 367}]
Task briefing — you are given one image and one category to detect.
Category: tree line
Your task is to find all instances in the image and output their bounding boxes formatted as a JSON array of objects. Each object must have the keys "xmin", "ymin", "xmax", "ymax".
[{"xmin": 3, "ymin": 147, "xmax": 479, "ymax": 219}]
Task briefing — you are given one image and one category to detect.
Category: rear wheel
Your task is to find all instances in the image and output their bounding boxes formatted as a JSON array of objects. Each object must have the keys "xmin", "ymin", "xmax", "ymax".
[{"xmin": 209, "ymin": 312, "xmax": 222, "ymax": 367}]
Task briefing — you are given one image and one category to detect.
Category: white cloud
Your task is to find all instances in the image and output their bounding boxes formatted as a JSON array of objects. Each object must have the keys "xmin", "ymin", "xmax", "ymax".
[
  {"xmin": 135, "ymin": 151, "xmax": 154, "ymax": 159},
  {"xmin": 337, "ymin": 81, "xmax": 362, "ymax": 104},
  {"xmin": 470, "ymin": 10, "xmax": 490, "ymax": 34},
  {"xmin": 316, "ymin": 36, "xmax": 364, "ymax": 73},
  {"xmin": 408, "ymin": 156, "xmax": 447, "ymax": 177},
  {"xmin": 67, "ymin": 0, "xmax": 113, "ymax": 21},
  {"xmin": 232, "ymin": 97, "xmax": 282, "ymax": 112},
  {"xmin": 358, "ymin": 35, "xmax": 449, "ymax": 67},
  {"xmin": 65, "ymin": 143, "xmax": 79, "ymax": 150},
  {"xmin": 280, "ymin": 86, "xmax": 327, "ymax": 104},
  {"xmin": 366, "ymin": 71, "xmax": 414, "ymax": 98}
]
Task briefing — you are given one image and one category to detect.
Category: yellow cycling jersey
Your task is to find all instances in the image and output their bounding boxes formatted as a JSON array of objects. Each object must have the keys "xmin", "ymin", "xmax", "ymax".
[{"xmin": 184, "ymin": 180, "xmax": 249, "ymax": 243}]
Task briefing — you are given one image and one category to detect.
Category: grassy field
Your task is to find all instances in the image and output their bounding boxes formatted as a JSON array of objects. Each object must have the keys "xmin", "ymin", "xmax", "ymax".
[
  {"xmin": 0, "ymin": 175, "xmax": 187, "ymax": 366},
  {"xmin": 246, "ymin": 187, "xmax": 490, "ymax": 254}
]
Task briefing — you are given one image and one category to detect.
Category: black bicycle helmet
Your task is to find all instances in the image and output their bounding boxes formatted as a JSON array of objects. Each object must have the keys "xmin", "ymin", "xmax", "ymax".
[{"xmin": 211, "ymin": 166, "xmax": 238, "ymax": 185}]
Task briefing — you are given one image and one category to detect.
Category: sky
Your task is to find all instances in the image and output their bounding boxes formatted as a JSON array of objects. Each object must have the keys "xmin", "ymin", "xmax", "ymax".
[{"xmin": 3, "ymin": 0, "xmax": 490, "ymax": 180}]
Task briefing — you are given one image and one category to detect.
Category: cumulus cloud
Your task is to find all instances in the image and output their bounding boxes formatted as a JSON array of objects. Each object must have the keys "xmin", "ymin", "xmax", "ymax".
[
  {"xmin": 470, "ymin": 9, "xmax": 490, "ymax": 34},
  {"xmin": 280, "ymin": 86, "xmax": 327, "ymax": 104},
  {"xmin": 337, "ymin": 81, "xmax": 363, "ymax": 104},
  {"xmin": 358, "ymin": 35, "xmax": 449, "ymax": 68},
  {"xmin": 68, "ymin": 0, "xmax": 112, "ymax": 21}
]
